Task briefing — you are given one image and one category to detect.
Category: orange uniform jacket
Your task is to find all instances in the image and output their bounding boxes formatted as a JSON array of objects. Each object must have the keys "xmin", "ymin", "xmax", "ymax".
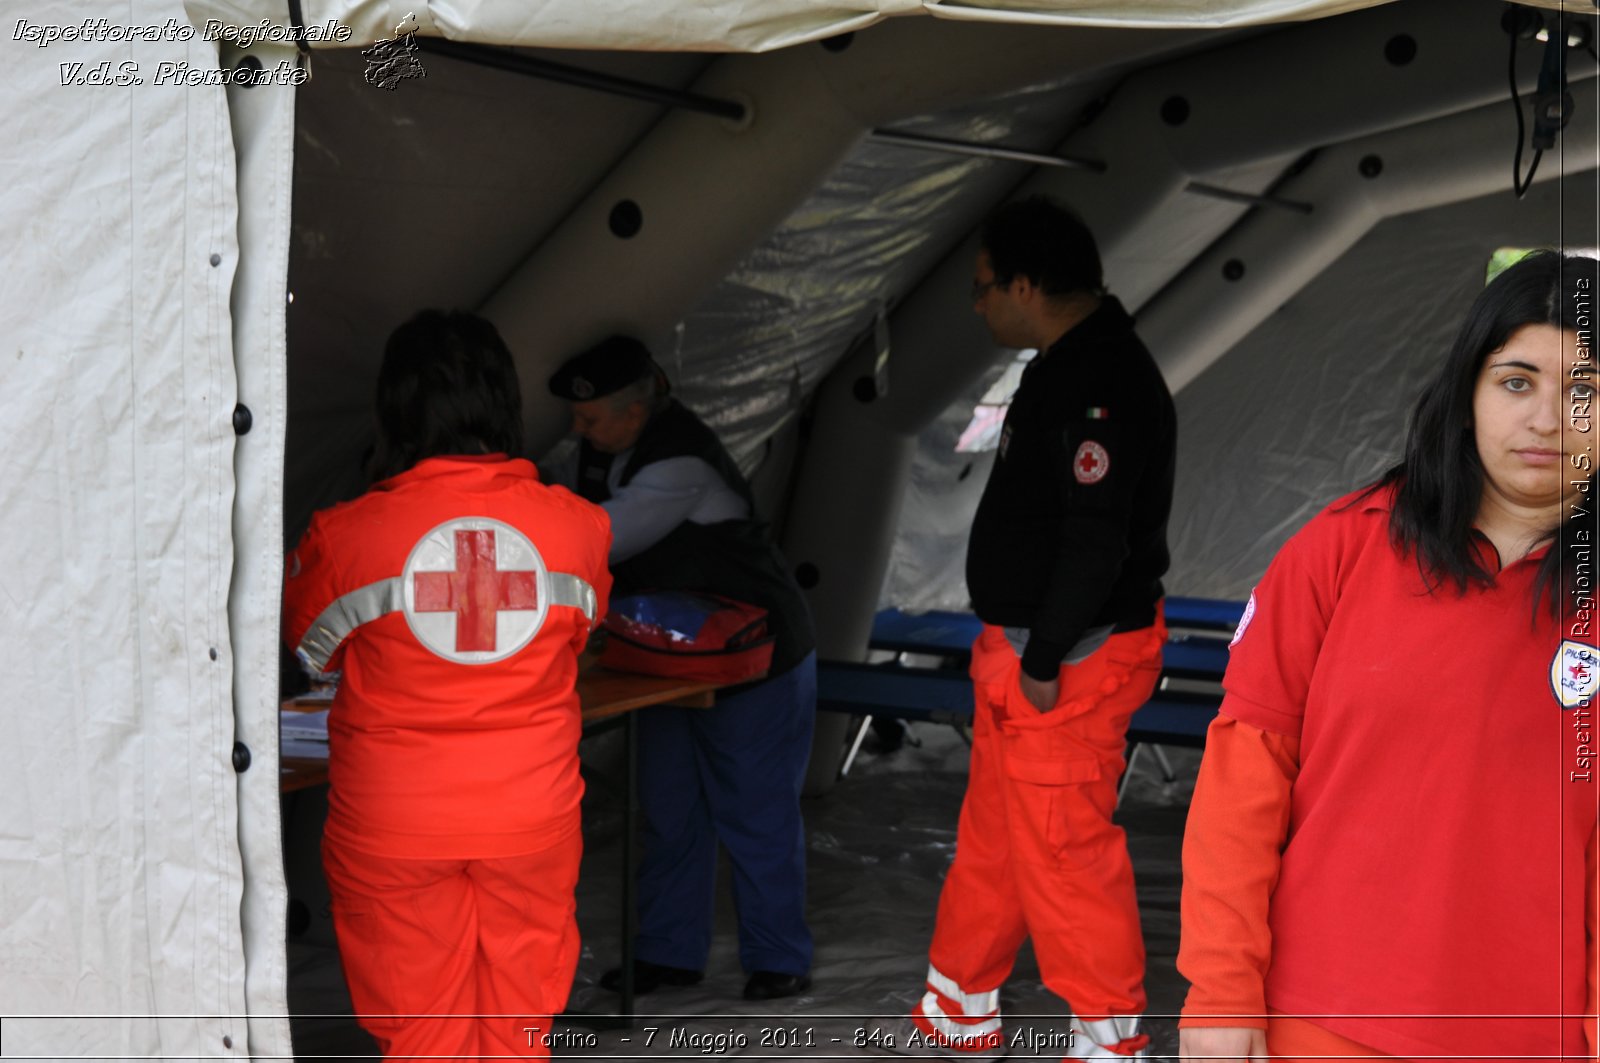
[{"xmin": 282, "ymin": 455, "xmax": 612, "ymax": 860}]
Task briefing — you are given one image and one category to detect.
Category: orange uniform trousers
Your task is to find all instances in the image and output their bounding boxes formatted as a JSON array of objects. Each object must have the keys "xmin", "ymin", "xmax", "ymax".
[
  {"xmin": 915, "ymin": 620, "xmax": 1165, "ymax": 1046},
  {"xmin": 322, "ymin": 824, "xmax": 582, "ymax": 1061}
]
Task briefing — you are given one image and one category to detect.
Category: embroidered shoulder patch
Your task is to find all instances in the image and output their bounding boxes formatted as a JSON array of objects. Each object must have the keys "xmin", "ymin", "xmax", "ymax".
[
  {"xmin": 1229, "ymin": 590, "xmax": 1257, "ymax": 648},
  {"xmin": 1551, "ymin": 639, "xmax": 1600, "ymax": 709},
  {"xmin": 1073, "ymin": 440, "xmax": 1109, "ymax": 484}
]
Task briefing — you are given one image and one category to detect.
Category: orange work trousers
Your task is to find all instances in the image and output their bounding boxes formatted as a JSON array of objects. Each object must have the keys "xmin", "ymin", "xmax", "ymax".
[
  {"xmin": 916, "ymin": 619, "xmax": 1165, "ymax": 1044},
  {"xmin": 322, "ymin": 825, "xmax": 582, "ymax": 1061}
]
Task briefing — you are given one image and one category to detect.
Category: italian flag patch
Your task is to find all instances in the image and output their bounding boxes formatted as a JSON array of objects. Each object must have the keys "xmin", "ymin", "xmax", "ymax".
[{"xmin": 1086, "ymin": 406, "xmax": 1109, "ymax": 420}]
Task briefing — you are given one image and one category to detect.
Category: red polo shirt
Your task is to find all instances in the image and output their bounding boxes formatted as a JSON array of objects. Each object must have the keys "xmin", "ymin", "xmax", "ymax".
[
  {"xmin": 1184, "ymin": 487, "xmax": 1594, "ymax": 1059},
  {"xmin": 283, "ymin": 456, "xmax": 612, "ymax": 859}
]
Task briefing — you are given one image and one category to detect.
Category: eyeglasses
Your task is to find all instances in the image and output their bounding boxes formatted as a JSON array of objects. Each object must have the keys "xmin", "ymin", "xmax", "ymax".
[{"xmin": 971, "ymin": 277, "xmax": 1008, "ymax": 301}]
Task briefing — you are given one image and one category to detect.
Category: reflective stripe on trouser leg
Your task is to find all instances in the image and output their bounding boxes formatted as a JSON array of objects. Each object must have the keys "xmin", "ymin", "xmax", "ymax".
[
  {"xmin": 987, "ymin": 625, "xmax": 1162, "ymax": 1018},
  {"xmin": 924, "ymin": 638, "xmax": 1030, "ymax": 1002},
  {"xmin": 912, "ymin": 963, "xmax": 1003, "ymax": 1049},
  {"xmin": 1067, "ymin": 1015, "xmax": 1149, "ymax": 1058}
]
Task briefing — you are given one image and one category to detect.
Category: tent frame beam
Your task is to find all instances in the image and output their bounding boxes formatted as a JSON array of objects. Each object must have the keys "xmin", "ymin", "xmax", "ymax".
[{"xmin": 417, "ymin": 38, "xmax": 747, "ymax": 122}]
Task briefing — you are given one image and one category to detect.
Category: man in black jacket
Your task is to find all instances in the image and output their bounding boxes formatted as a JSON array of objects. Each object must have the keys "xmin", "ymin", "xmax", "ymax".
[
  {"xmin": 549, "ymin": 337, "xmax": 816, "ymax": 1002},
  {"xmin": 896, "ymin": 198, "xmax": 1175, "ymax": 1060}
]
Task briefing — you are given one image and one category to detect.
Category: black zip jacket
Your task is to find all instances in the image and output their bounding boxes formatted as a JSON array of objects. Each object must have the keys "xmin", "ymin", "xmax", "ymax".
[
  {"xmin": 965, "ymin": 296, "xmax": 1176, "ymax": 681},
  {"xmin": 576, "ymin": 399, "xmax": 816, "ymax": 676}
]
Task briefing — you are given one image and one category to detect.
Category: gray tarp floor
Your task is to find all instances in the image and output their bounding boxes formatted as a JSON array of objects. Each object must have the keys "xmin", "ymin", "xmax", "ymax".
[{"xmin": 285, "ymin": 721, "xmax": 1200, "ymax": 1061}]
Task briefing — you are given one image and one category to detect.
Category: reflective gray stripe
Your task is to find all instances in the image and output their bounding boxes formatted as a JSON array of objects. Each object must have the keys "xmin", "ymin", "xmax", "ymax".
[
  {"xmin": 1065, "ymin": 624, "xmax": 1115, "ymax": 665},
  {"xmin": 295, "ymin": 570, "xmax": 599, "ymax": 673},
  {"xmin": 295, "ymin": 577, "xmax": 404, "ymax": 674},
  {"xmin": 1003, "ymin": 623, "xmax": 1114, "ymax": 664},
  {"xmin": 548, "ymin": 573, "xmax": 598, "ymax": 626}
]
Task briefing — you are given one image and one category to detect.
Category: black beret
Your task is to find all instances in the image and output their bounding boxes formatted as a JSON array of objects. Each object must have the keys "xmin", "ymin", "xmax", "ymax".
[{"xmin": 548, "ymin": 335, "xmax": 661, "ymax": 401}]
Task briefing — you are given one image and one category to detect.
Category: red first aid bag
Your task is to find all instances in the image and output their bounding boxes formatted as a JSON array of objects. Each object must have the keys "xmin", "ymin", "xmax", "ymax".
[{"xmin": 598, "ymin": 592, "xmax": 774, "ymax": 684}]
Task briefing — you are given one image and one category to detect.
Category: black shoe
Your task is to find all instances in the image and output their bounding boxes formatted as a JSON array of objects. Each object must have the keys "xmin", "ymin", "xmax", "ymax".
[
  {"xmin": 599, "ymin": 959, "xmax": 703, "ymax": 994},
  {"xmin": 742, "ymin": 970, "xmax": 812, "ymax": 1001}
]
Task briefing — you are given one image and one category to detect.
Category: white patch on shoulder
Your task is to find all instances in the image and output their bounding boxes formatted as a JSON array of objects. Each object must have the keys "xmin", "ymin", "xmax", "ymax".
[
  {"xmin": 1229, "ymin": 590, "xmax": 1257, "ymax": 648},
  {"xmin": 1072, "ymin": 440, "xmax": 1109, "ymax": 484},
  {"xmin": 1552, "ymin": 639, "xmax": 1600, "ymax": 709}
]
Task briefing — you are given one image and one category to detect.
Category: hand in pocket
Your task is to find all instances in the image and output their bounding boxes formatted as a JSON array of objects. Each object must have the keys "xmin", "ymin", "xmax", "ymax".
[{"xmin": 1016, "ymin": 670, "xmax": 1059, "ymax": 712}]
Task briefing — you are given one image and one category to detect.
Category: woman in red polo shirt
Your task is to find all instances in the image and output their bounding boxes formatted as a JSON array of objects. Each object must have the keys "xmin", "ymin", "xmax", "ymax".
[
  {"xmin": 283, "ymin": 311, "xmax": 612, "ymax": 1059},
  {"xmin": 1178, "ymin": 251, "xmax": 1598, "ymax": 1062}
]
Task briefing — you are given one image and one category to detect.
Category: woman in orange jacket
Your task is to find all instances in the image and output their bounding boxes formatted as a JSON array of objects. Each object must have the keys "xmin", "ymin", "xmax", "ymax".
[
  {"xmin": 283, "ymin": 311, "xmax": 612, "ymax": 1059},
  {"xmin": 1178, "ymin": 251, "xmax": 1598, "ymax": 1062}
]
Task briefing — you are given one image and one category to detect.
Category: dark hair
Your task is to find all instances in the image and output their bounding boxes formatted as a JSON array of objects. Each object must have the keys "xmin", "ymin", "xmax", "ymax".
[
  {"xmin": 368, "ymin": 310, "xmax": 523, "ymax": 481},
  {"xmin": 1377, "ymin": 250, "xmax": 1597, "ymax": 613},
  {"xmin": 978, "ymin": 195, "xmax": 1104, "ymax": 298}
]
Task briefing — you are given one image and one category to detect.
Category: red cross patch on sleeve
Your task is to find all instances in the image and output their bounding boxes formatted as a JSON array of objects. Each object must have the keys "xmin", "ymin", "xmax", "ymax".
[{"xmin": 1073, "ymin": 440, "xmax": 1110, "ymax": 484}]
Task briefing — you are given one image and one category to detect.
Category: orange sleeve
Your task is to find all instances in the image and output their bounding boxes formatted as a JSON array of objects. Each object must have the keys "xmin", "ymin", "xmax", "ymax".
[
  {"xmin": 1587, "ymin": 822, "xmax": 1597, "ymax": 1059},
  {"xmin": 1177, "ymin": 712, "xmax": 1300, "ymax": 1031},
  {"xmin": 568, "ymin": 501, "xmax": 613, "ymax": 658},
  {"xmin": 282, "ymin": 513, "xmax": 343, "ymax": 666}
]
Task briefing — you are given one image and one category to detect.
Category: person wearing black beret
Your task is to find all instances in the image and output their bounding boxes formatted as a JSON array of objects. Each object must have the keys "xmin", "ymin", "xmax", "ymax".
[{"xmin": 549, "ymin": 335, "xmax": 817, "ymax": 1002}]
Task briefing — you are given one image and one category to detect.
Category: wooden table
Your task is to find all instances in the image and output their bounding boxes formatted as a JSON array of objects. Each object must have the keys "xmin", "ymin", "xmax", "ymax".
[
  {"xmin": 280, "ymin": 666, "xmax": 727, "ymax": 1022},
  {"xmin": 280, "ymin": 668, "xmax": 719, "ymax": 790}
]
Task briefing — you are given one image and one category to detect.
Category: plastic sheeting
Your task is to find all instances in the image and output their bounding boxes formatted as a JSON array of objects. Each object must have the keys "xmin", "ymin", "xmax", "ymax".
[
  {"xmin": 653, "ymin": 81, "xmax": 1121, "ymax": 485},
  {"xmin": 0, "ymin": 0, "xmax": 249, "ymax": 1057}
]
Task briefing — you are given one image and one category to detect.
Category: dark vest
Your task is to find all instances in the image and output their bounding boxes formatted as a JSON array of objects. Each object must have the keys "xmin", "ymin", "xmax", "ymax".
[{"xmin": 576, "ymin": 399, "xmax": 815, "ymax": 675}]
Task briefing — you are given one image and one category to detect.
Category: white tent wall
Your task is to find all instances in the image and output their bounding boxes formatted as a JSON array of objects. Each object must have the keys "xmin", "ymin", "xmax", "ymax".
[
  {"xmin": 0, "ymin": 0, "xmax": 249, "ymax": 1058},
  {"xmin": 1144, "ymin": 90, "xmax": 1600, "ymax": 394},
  {"xmin": 223, "ymin": 42, "xmax": 301, "ymax": 1061},
  {"xmin": 1171, "ymin": 173, "xmax": 1600, "ymax": 598}
]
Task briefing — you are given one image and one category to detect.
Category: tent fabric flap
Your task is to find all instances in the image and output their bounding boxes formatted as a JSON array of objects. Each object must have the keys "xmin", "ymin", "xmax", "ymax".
[
  {"xmin": 0, "ymin": 1, "xmax": 250, "ymax": 1058},
  {"xmin": 222, "ymin": 42, "xmax": 301, "ymax": 1063}
]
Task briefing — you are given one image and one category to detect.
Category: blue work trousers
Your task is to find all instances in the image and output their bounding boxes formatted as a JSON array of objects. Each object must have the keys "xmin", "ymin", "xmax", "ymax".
[{"xmin": 633, "ymin": 652, "xmax": 816, "ymax": 976}]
